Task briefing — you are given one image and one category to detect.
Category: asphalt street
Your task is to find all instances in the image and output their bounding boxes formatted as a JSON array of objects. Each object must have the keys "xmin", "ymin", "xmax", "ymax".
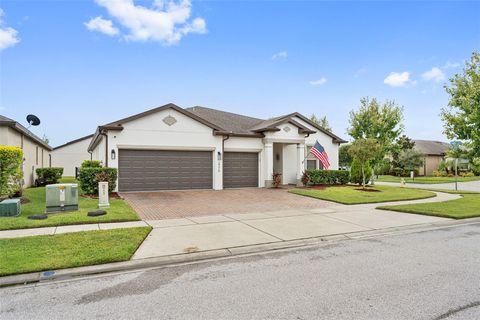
[{"xmin": 1, "ymin": 223, "xmax": 480, "ymax": 320}]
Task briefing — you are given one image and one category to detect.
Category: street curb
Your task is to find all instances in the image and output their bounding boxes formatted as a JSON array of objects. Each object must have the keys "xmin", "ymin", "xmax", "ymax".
[{"xmin": 2, "ymin": 218, "xmax": 480, "ymax": 288}]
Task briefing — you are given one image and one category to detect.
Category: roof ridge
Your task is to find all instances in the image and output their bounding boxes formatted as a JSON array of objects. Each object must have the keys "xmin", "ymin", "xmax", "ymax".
[{"xmin": 187, "ymin": 106, "xmax": 265, "ymax": 122}]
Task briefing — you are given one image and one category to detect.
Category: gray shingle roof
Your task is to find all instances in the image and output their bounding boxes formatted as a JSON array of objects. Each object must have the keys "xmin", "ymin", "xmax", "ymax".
[
  {"xmin": 186, "ymin": 106, "xmax": 265, "ymax": 135},
  {"xmin": 0, "ymin": 114, "xmax": 52, "ymax": 150},
  {"xmin": 413, "ymin": 139, "xmax": 450, "ymax": 156}
]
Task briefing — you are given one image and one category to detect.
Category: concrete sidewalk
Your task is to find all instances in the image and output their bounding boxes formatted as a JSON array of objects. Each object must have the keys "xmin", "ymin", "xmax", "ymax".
[
  {"xmin": 0, "ymin": 221, "xmax": 149, "ymax": 239},
  {"xmin": 377, "ymin": 180, "xmax": 480, "ymax": 191},
  {"xmin": 132, "ymin": 191, "xmax": 458, "ymax": 259}
]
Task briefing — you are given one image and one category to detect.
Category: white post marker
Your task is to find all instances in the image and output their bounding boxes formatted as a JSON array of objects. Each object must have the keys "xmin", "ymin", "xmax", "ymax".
[{"xmin": 98, "ymin": 182, "xmax": 110, "ymax": 208}]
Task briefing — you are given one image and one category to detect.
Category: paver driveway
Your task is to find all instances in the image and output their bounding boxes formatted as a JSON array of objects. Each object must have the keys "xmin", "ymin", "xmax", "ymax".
[{"xmin": 122, "ymin": 188, "xmax": 331, "ymax": 220}]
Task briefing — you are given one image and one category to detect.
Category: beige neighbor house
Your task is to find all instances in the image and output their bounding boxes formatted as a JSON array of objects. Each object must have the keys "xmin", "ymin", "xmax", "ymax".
[
  {"xmin": 51, "ymin": 134, "xmax": 93, "ymax": 177},
  {"xmin": 87, "ymin": 103, "xmax": 346, "ymax": 192},
  {"xmin": 414, "ymin": 139, "xmax": 450, "ymax": 176},
  {"xmin": 0, "ymin": 115, "xmax": 52, "ymax": 187}
]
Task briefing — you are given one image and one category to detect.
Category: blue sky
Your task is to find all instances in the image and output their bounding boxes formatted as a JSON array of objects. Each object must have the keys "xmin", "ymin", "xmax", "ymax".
[{"xmin": 1, "ymin": 0, "xmax": 479, "ymax": 146}]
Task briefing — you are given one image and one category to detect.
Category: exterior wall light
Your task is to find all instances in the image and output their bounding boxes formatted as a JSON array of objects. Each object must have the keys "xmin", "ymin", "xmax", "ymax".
[
  {"xmin": 217, "ymin": 151, "xmax": 222, "ymax": 161},
  {"xmin": 111, "ymin": 149, "xmax": 116, "ymax": 160}
]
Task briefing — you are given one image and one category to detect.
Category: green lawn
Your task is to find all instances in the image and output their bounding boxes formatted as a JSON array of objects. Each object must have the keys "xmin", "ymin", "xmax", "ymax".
[
  {"xmin": 378, "ymin": 194, "xmax": 480, "ymax": 219},
  {"xmin": 376, "ymin": 175, "xmax": 480, "ymax": 184},
  {"xmin": 0, "ymin": 227, "xmax": 151, "ymax": 276},
  {"xmin": 0, "ymin": 185, "xmax": 140, "ymax": 230},
  {"xmin": 289, "ymin": 185, "xmax": 436, "ymax": 205}
]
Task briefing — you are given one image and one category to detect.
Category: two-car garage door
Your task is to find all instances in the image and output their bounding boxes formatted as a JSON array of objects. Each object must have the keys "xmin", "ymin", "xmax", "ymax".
[
  {"xmin": 118, "ymin": 149, "xmax": 258, "ymax": 191},
  {"xmin": 118, "ymin": 150, "xmax": 213, "ymax": 192}
]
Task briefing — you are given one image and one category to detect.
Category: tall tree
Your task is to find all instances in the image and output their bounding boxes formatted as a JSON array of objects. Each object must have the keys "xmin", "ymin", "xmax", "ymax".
[
  {"xmin": 441, "ymin": 51, "xmax": 480, "ymax": 159},
  {"xmin": 339, "ymin": 144, "xmax": 353, "ymax": 168},
  {"xmin": 348, "ymin": 97, "xmax": 404, "ymax": 178},
  {"xmin": 348, "ymin": 138, "xmax": 380, "ymax": 189},
  {"xmin": 391, "ymin": 135, "xmax": 416, "ymax": 168},
  {"xmin": 310, "ymin": 114, "xmax": 332, "ymax": 131}
]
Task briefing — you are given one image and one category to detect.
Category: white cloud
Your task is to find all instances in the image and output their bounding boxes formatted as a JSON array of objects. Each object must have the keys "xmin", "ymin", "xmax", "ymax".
[
  {"xmin": 422, "ymin": 67, "xmax": 445, "ymax": 82},
  {"xmin": 87, "ymin": 0, "xmax": 206, "ymax": 45},
  {"xmin": 442, "ymin": 61, "xmax": 460, "ymax": 69},
  {"xmin": 271, "ymin": 51, "xmax": 287, "ymax": 60},
  {"xmin": 0, "ymin": 8, "xmax": 20, "ymax": 51},
  {"xmin": 383, "ymin": 71, "xmax": 411, "ymax": 87},
  {"xmin": 309, "ymin": 77, "xmax": 327, "ymax": 86},
  {"xmin": 85, "ymin": 16, "xmax": 119, "ymax": 36}
]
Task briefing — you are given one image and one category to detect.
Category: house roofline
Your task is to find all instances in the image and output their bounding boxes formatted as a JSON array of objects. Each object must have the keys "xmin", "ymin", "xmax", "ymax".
[
  {"xmin": 53, "ymin": 134, "xmax": 94, "ymax": 150},
  {"xmin": 0, "ymin": 118, "xmax": 53, "ymax": 150}
]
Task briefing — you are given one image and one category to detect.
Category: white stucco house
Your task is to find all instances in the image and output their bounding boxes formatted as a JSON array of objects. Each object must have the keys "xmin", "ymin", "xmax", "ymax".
[
  {"xmin": 0, "ymin": 115, "xmax": 52, "ymax": 188},
  {"xmin": 87, "ymin": 103, "xmax": 346, "ymax": 192},
  {"xmin": 51, "ymin": 134, "xmax": 93, "ymax": 176}
]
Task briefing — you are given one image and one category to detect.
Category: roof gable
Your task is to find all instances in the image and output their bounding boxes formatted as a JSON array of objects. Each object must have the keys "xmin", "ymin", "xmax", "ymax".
[
  {"xmin": 102, "ymin": 103, "xmax": 223, "ymax": 131},
  {"xmin": 0, "ymin": 114, "xmax": 52, "ymax": 150}
]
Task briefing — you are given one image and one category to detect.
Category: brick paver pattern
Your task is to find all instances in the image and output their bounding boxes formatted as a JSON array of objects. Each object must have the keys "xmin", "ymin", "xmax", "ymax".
[{"xmin": 122, "ymin": 188, "xmax": 330, "ymax": 220}]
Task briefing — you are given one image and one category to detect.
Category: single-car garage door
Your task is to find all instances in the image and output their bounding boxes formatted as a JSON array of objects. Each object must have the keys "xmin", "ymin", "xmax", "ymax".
[
  {"xmin": 223, "ymin": 152, "xmax": 258, "ymax": 188},
  {"xmin": 118, "ymin": 149, "xmax": 213, "ymax": 192}
]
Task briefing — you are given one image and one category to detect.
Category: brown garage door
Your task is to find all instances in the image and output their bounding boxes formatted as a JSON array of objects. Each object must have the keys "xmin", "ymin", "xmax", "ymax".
[
  {"xmin": 223, "ymin": 152, "xmax": 258, "ymax": 188},
  {"xmin": 118, "ymin": 149, "xmax": 213, "ymax": 192}
]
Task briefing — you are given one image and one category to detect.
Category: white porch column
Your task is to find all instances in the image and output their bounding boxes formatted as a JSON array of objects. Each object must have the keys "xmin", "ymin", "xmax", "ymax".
[
  {"xmin": 264, "ymin": 142, "xmax": 274, "ymax": 188},
  {"xmin": 296, "ymin": 143, "xmax": 305, "ymax": 186}
]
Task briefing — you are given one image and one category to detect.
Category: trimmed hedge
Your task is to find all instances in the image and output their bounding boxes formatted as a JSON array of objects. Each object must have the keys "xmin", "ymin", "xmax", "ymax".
[
  {"xmin": 80, "ymin": 160, "xmax": 102, "ymax": 169},
  {"xmin": 307, "ymin": 169, "xmax": 350, "ymax": 185},
  {"xmin": 36, "ymin": 167, "xmax": 63, "ymax": 185},
  {"xmin": 0, "ymin": 146, "xmax": 23, "ymax": 197},
  {"xmin": 79, "ymin": 167, "xmax": 118, "ymax": 195}
]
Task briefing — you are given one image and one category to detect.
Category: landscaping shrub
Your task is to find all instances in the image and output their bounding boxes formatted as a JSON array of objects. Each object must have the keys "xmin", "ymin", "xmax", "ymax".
[
  {"xmin": 460, "ymin": 171, "xmax": 475, "ymax": 177},
  {"xmin": 471, "ymin": 158, "xmax": 480, "ymax": 176},
  {"xmin": 79, "ymin": 167, "xmax": 117, "ymax": 194},
  {"xmin": 391, "ymin": 167, "xmax": 419, "ymax": 177},
  {"xmin": 80, "ymin": 160, "xmax": 102, "ymax": 169},
  {"xmin": 0, "ymin": 146, "xmax": 23, "ymax": 197},
  {"xmin": 350, "ymin": 158, "xmax": 372, "ymax": 185},
  {"xmin": 35, "ymin": 167, "xmax": 63, "ymax": 186},
  {"xmin": 308, "ymin": 170, "xmax": 350, "ymax": 185},
  {"xmin": 272, "ymin": 172, "xmax": 282, "ymax": 188},
  {"xmin": 301, "ymin": 171, "xmax": 310, "ymax": 186}
]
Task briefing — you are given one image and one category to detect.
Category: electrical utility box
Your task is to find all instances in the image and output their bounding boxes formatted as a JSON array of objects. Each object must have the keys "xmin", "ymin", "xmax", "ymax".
[
  {"xmin": 0, "ymin": 198, "xmax": 21, "ymax": 217},
  {"xmin": 46, "ymin": 184, "xmax": 79, "ymax": 213}
]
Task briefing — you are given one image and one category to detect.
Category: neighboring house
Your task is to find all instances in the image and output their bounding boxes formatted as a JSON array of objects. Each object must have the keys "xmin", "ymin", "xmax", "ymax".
[
  {"xmin": 414, "ymin": 139, "xmax": 450, "ymax": 176},
  {"xmin": 0, "ymin": 115, "xmax": 52, "ymax": 187},
  {"xmin": 51, "ymin": 134, "xmax": 93, "ymax": 176},
  {"xmin": 88, "ymin": 103, "xmax": 346, "ymax": 192}
]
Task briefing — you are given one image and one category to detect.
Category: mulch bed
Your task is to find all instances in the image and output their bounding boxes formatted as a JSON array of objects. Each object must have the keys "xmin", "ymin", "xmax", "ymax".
[
  {"xmin": 81, "ymin": 192, "xmax": 123, "ymax": 200},
  {"xmin": 354, "ymin": 188, "xmax": 381, "ymax": 192}
]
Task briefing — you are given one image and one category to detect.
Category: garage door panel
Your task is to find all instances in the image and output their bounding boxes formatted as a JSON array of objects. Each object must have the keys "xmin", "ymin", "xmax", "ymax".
[
  {"xmin": 119, "ymin": 150, "xmax": 213, "ymax": 191},
  {"xmin": 223, "ymin": 152, "xmax": 258, "ymax": 188}
]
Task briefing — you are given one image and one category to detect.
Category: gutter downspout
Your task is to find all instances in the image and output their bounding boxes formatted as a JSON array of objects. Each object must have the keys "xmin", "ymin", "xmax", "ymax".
[{"xmin": 100, "ymin": 130, "xmax": 108, "ymax": 167}]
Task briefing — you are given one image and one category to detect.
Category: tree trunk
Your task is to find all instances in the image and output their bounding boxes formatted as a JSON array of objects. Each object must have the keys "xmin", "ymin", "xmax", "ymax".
[{"xmin": 361, "ymin": 165, "xmax": 366, "ymax": 189}]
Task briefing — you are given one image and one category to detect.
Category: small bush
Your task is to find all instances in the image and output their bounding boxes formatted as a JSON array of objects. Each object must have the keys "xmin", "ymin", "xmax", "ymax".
[
  {"xmin": 350, "ymin": 158, "xmax": 372, "ymax": 185},
  {"xmin": 35, "ymin": 167, "xmax": 63, "ymax": 186},
  {"xmin": 308, "ymin": 170, "xmax": 350, "ymax": 185},
  {"xmin": 0, "ymin": 146, "xmax": 23, "ymax": 197},
  {"xmin": 391, "ymin": 167, "xmax": 419, "ymax": 177},
  {"xmin": 471, "ymin": 158, "xmax": 480, "ymax": 176},
  {"xmin": 79, "ymin": 167, "xmax": 117, "ymax": 194},
  {"xmin": 80, "ymin": 160, "xmax": 102, "ymax": 169},
  {"xmin": 460, "ymin": 171, "xmax": 475, "ymax": 177},
  {"xmin": 432, "ymin": 170, "xmax": 447, "ymax": 177},
  {"xmin": 301, "ymin": 171, "xmax": 310, "ymax": 186},
  {"xmin": 272, "ymin": 172, "xmax": 282, "ymax": 188}
]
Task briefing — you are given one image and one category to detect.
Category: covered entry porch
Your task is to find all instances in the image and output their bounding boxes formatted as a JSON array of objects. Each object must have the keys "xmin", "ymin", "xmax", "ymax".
[{"xmin": 264, "ymin": 139, "xmax": 306, "ymax": 187}]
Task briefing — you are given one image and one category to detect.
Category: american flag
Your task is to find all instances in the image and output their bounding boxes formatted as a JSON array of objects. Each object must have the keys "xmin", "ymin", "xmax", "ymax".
[{"xmin": 310, "ymin": 141, "xmax": 330, "ymax": 169}]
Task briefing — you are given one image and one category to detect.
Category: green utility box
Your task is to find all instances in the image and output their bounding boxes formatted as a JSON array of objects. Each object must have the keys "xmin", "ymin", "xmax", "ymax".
[
  {"xmin": 0, "ymin": 198, "xmax": 21, "ymax": 217},
  {"xmin": 46, "ymin": 183, "xmax": 79, "ymax": 213}
]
